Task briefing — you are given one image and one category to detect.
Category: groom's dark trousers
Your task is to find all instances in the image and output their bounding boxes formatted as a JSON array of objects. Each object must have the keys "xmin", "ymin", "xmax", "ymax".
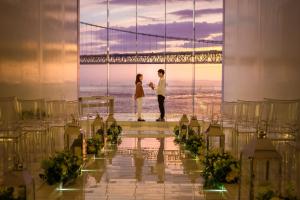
[{"xmin": 158, "ymin": 95, "xmax": 165, "ymax": 119}]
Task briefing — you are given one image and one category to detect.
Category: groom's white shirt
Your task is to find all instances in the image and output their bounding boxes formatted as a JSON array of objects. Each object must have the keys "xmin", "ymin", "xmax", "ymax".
[{"xmin": 156, "ymin": 77, "xmax": 166, "ymax": 97}]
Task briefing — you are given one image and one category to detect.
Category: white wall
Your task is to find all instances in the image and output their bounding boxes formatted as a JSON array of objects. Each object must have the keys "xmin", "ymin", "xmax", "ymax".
[{"xmin": 224, "ymin": 0, "xmax": 300, "ymax": 101}]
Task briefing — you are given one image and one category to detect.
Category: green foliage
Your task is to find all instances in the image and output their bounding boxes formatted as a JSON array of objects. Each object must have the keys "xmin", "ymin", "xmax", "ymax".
[
  {"xmin": 173, "ymin": 124, "xmax": 240, "ymax": 189},
  {"xmin": 185, "ymin": 133, "xmax": 205, "ymax": 156},
  {"xmin": 86, "ymin": 129, "xmax": 105, "ymax": 154},
  {"xmin": 173, "ymin": 125, "xmax": 181, "ymax": 143},
  {"xmin": 173, "ymin": 125, "xmax": 205, "ymax": 156},
  {"xmin": 173, "ymin": 125, "xmax": 180, "ymax": 137},
  {"xmin": 107, "ymin": 123, "xmax": 122, "ymax": 144},
  {"xmin": 174, "ymin": 124, "xmax": 189, "ymax": 144},
  {"xmin": 39, "ymin": 151, "xmax": 82, "ymax": 185},
  {"xmin": 96, "ymin": 128, "xmax": 105, "ymax": 135},
  {"xmin": 0, "ymin": 187, "xmax": 25, "ymax": 200},
  {"xmin": 202, "ymin": 151, "xmax": 239, "ymax": 189},
  {"xmin": 256, "ymin": 184, "xmax": 299, "ymax": 200},
  {"xmin": 283, "ymin": 183, "xmax": 299, "ymax": 200},
  {"xmin": 256, "ymin": 187, "xmax": 276, "ymax": 200}
]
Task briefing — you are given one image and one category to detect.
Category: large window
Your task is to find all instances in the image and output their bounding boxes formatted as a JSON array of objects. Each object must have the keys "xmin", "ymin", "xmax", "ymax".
[{"xmin": 80, "ymin": 0, "xmax": 223, "ymax": 119}]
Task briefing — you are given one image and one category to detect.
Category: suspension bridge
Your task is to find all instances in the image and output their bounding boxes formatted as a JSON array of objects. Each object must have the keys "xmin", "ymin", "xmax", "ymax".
[{"xmin": 80, "ymin": 22, "xmax": 223, "ymax": 65}]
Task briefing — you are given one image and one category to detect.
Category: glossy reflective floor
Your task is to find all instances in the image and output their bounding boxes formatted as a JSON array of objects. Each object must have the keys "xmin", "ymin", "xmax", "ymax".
[
  {"xmin": 2, "ymin": 121, "xmax": 299, "ymax": 200},
  {"xmin": 35, "ymin": 125, "xmax": 238, "ymax": 200}
]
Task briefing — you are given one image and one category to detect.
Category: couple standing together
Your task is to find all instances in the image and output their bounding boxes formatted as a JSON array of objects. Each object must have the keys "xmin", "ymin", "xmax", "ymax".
[{"xmin": 134, "ymin": 69, "xmax": 166, "ymax": 122}]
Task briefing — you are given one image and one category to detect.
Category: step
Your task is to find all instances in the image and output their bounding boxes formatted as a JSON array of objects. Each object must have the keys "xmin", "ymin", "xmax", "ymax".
[{"xmin": 118, "ymin": 121, "xmax": 178, "ymax": 128}]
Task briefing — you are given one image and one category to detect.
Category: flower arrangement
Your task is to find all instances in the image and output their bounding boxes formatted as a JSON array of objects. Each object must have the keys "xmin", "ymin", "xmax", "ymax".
[
  {"xmin": 107, "ymin": 122, "xmax": 122, "ymax": 145},
  {"xmin": 96, "ymin": 128, "xmax": 105, "ymax": 135},
  {"xmin": 174, "ymin": 125, "xmax": 205, "ymax": 156},
  {"xmin": 256, "ymin": 184, "xmax": 298, "ymax": 200},
  {"xmin": 173, "ymin": 125, "xmax": 180, "ymax": 137},
  {"xmin": 185, "ymin": 131, "xmax": 206, "ymax": 156},
  {"xmin": 39, "ymin": 151, "xmax": 82, "ymax": 185},
  {"xmin": 0, "ymin": 186, "xmax": 25, "ymax": 200},
  {"xmin": 173, "ymin": 125, "xmax": 181, "ymax": 143},
  {"xmin": 174, "ymin": 124, "xmax": 189, "ymax": 143},
  {"xmin": 256, "ymin": 186, "xmax": 278, "ymax": 200},
  {"xmin": 86, "ymin": 129, "xmax": 105, "ymax": 155},
  {"xmin": 202, "ymin": 151, "xmax": 239, "ymax": 189},
  {"xmin": 86, "ymin": 137, "xmax": 102, "ymax": 155}
]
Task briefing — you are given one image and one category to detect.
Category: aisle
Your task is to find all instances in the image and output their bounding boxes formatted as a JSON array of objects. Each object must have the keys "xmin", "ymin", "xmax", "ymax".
[{"xmin": 36, "ymin": 125, "xmax": 235, "ymax": 200}]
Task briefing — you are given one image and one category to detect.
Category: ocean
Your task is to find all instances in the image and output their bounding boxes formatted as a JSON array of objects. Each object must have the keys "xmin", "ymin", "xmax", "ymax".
[{"xmin": 80, "ymin": 64, "xmax": 222, "ymax": 117}]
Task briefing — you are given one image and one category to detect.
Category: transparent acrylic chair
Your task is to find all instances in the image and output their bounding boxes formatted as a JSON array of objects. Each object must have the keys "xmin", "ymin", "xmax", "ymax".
[
  {"xmin": 271, "ymin": 139, "xmax": 298, "ymax": 194},
  {"xmin": 65, "ymin": 100, "xmax": 80, "ymax": 122},
  {"xmin": 0, "ymin": 97, "xmax": 20, "ymax": 176},
  {"xmin": 0, "ymin": 96, "xmax": 19, "ymax": 129},
  {"xmin": 267, "ymin": 100, "xmax": 300, "ymax": 190},
  {"xmin": 18, "ymin": 98, "xmax": 47, "ymax": 120},
  {"xmin": 263, "ymin": 98, "xmax": 299, "ymax": 141},
  {"xmin": 46, "ymin": 100, "xmax": 69, "ymax": 155},
  {"xmin": 17, "ymin": 98, "xmax": 50, "ymax": 165},
  {"xmin": 0, "ymin": 129, "xmax": 20, "ymax": 178},
  {"xmin": 198, "ymin": 100, "xmax": 221, "ymax": 123},
  {"xmin": 219, "ymin": 101, "xmax": 237, "ymax": 154},
  {"xmin": 220, "ymin": 101, "xmax": 237, "ymax": 128},
  {"xmin": 235, "ymin": 100, "xmax": 263, "ymax": 133},
  {"xmin": 197, "ymin": 101, "xmax": 209, "ymax": 122},
  {"xmin": 233, "ymin": 100, "xmax": 264, "ymax": 157},
  {"xmin": 46, "ymin": 100, "xmax": 66, "ymax": 124}
]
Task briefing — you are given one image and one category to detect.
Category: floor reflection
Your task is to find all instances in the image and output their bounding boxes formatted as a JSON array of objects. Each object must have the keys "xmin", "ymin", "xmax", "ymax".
[
  {"xmin": 36, "ymin": 128, "xmax": 210, "ymax": 200},
  {"xmin": 83, "ymin": 137, "xmax": 203, "ymax": 200}
]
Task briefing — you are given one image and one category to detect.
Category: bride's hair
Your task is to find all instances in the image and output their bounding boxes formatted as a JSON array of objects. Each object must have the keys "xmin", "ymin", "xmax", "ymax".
[{"xmin": 135, "ymin": 74, "xmax": 143, "ymax": 85}]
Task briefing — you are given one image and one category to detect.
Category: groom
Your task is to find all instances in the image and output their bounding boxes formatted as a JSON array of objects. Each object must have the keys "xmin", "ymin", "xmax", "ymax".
[{"xmin": 149, "ymin": 69, "xmax": 166, "ymax": 122}]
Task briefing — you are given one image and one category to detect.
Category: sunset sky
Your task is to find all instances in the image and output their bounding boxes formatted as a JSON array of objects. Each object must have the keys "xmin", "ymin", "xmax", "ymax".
[
  {"xmin": 80, "ymin": 0, "xmax": 223, "ymax": 50},
  {"xmin": 80, "ymin": 0, "xmax": 223, "ymax": 85}
]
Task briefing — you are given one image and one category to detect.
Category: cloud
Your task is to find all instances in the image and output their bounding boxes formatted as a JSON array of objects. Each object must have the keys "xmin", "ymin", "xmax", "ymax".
[
  {"xmin": 80, "ymin": 21, "xmax": 222, "ymax": 54},
  {"xmin": 169, "ymin": 8, "xmax": 222, "ymax": 19},
  {"xmin": 80, "ymin": 0, "xmax": 103, "ymax": 8},
  {"xmin": 80, "ymin": 0, "xmax": 223, "ymax": 54},
  {"xmin": 124, "ymin": 21, "xmax": 222, "ymax": 39},
  {"xmin": 92, "ymin": 0, "xmax": 162, "ymax": 6},
  {"xmin": 138, "ymin": 15, "xmax": 163, "ymax": 22},
  {"xmin": 91, "ymin": 0, "xmax": 221, "ymax": 6}
]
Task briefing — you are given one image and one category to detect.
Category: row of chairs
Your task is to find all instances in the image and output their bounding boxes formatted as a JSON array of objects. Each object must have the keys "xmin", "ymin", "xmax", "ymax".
[
  {"xmin": 196, "ymin": 100, "xmax": 222, "ymax": 122},
  {"xmin": 0, "ymin": 97, "xmax": 79, "ymax": 174},
  {"xmin": 221, "ymin": 99, "xmax": 300, "ymax": 192},
  {"xmin": 221, "ymin": 98, "xmax": 300, "ymax": 140},
  {"xmin": 220, "ymin": 99, "xmax": 300, "ymax": 159},
  {"xmin": 0, "ymin": 96, "xmax": 79, "ymax": 128}
]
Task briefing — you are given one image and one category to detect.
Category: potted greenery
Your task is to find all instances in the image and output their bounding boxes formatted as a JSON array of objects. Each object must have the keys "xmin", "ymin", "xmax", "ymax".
[
  {"xmin": 173, "ymin": 125, "xmax": 181, "ymax": 143},
  {"xmin": 174, "ymin": 124, "xmax": 189, "ymax": 144},
  {"xmin": 86, "ymin": 129, "xmax": 105, "ymax": 155},
  {"xmin": 202, "ymin": 151, "xmax": 239, "ymax": 189},
  {"xmin": 0, "ymin": 186, "xmax": 25, "ymax": 200},
  {"xmin": 39, "ymin": 151, "xmax": 82, "ymax": 186},
  {"xmin": 185, "ymin": 132, "xmax": 205, "ymax": 157},
  {"xmin": 256, "ymin": 184, "xmax": 298, "ymax": 200},
  {"xmin": 96, "ymin": 128, "xmax": 105, "ymax": 143},
  {"xmin": 180, "ymin": 124, "xmax": 188, "ymax": 143},
  {"xmin": 174, "ymin": 125, "xmax": 205, "ymax": 157},
  {"xmin": 174, "ymin": 125, "xmax": 180, "ymax": 137},
  {"xmin": 107, "ymin": 122, "xmax": 122, "ymax": 145}
]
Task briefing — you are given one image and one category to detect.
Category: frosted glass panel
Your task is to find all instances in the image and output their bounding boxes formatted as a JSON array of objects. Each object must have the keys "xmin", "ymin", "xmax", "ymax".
[
  {"xmin": 224, "ymin": 0, "xmax": 300, "ymax": 101},
  {"xmin": 0, "ymin": 0, "xmax": 79, "ymax": 100}
]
